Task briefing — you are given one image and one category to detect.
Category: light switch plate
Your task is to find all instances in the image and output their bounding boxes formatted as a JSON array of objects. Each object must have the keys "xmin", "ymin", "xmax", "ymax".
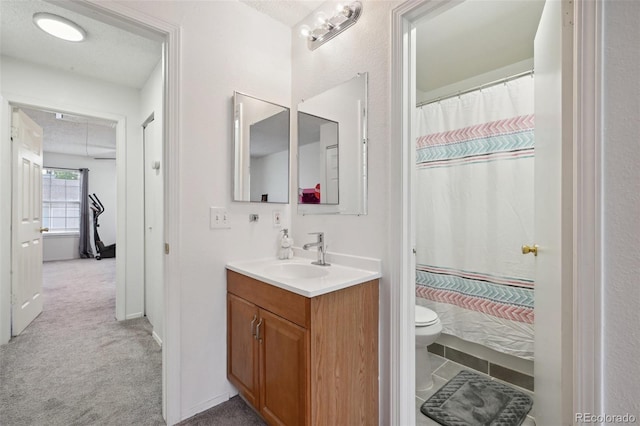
[
  {"xmin": 210, "ymin": 207, "xmax": 230, "ymax": 229},
  {"xmin": 272, "ymin": 210, "xmax": 282, "ymax": 227}
]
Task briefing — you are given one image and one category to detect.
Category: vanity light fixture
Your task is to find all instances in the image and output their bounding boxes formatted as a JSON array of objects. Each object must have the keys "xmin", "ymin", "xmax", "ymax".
[
  {"xmin": 33, "ymin": 13, "xmax": 86, "ymax": 42},
  {"xmin": 299, "ymin": 2, "xmax": 362, "ymax": 51}
]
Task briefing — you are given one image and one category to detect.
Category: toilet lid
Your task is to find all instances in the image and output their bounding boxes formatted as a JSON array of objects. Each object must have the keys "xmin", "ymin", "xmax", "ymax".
[{"xmin": 415, "ymin": 305, "xmax": 439, "ymax": 326}]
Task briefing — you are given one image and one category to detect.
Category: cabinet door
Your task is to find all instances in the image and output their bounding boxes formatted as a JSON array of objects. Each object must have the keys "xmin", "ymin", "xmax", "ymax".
[
  {"xmin": 228, "ymin": 293, "xmax": 259, "ymax": 407},
  {"xmin": 258, "ymin": 309, "xmax": 308, "ymax": 426}
]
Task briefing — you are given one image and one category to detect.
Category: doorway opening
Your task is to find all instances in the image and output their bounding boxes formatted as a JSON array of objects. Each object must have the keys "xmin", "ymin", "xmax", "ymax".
[
  {"xmin": 1, "ymin": 0, "xmax": 180, "ymax": 422},
  {"xmin": 390, "ymin": 0, "xmax": 587, "ymax": 424}
]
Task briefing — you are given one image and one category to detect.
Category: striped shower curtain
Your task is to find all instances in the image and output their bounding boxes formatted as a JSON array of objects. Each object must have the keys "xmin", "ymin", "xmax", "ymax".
[{"xmin": 414, "ymin": 75, "xmax": 535, "ymax": 359}]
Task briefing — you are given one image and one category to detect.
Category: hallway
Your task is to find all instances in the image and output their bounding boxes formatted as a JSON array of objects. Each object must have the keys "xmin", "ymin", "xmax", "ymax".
[{"xmin": 0, "ymin": 258, "xmax": 163, "ymax": 426}]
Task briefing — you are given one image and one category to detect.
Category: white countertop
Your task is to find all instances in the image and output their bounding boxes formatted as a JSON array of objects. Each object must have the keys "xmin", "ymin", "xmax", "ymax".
[{"xmin": 226, "ymin": 256, "xmax": 381, "ymax": 298}]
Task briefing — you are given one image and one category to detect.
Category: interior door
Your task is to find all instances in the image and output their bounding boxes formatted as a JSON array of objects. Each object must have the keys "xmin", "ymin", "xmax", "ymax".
[
  {"xmin": 144, "ymin": 117, "xmax": 163, "ymax": 342},
  {"xmin": 11, "ymin": 109, "xmax": 44, "ymax": 336},
  {"xmin": 533, "ymin": 0, "xmax": 573, "ymax": 424}
]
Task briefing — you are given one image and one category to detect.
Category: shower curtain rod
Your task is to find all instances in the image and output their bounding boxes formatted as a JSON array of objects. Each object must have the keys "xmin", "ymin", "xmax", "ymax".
[{"xmin": 416, "ymin": 69, "xmax": 534, "ymax": 108}]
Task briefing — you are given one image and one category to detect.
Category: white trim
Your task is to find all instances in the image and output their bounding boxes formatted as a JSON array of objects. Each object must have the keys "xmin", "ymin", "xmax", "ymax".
[
  {"xmin": 0, "ymin": 96, "xmax": 10, "ymax": 345},
  {"xmin": 184, "ymin": 392, "xmax": 231, "ymax": 421},
  {"xmin": 390, "ymin": 4, "xmax": 415, "ymax": 425},
  {"xmin": 114, "ymin": 116, "xmax": 127, "ymax": 322},
  {"xmin": 162, "ymin": 21, "xmax": 182, "ymax": 426},
  {"xmin": 390, "ymin": 3, "xmax": 465, "ymax": 424},
  {"xmin": 573, "ymin": 0, "xmax": 603, "ymax": 415},
  {"xmin": 126, "ymin": 312, "xmax": 144, "ymax": 320},
  {"xmin": 43, "ymin": 232, "xmax": 80, "ymax": 238},
  {"xmin": 152, "ymin": 330, "xmax": 163, "ymax": 347}
]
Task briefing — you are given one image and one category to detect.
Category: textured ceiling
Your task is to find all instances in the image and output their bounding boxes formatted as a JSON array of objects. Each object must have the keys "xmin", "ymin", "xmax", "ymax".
[
  {"xmin": 22, "ymin": 107, "xmax": 117, "ymax": 159},
  {"xmin": 240, "ymin": 0, "xmax": 324, "ymax": 27},
  {"xmin": 415, "ymin": 0, "xmax": 545, "ymax": 94},
  {"xmin": 0, "ymin": 0, "xmax": 162, "ymax": 88}
]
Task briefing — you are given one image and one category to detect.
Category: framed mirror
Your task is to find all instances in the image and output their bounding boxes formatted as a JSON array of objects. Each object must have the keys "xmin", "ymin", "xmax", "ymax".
[
  {"xmin": 233, "ymin": 92, "xmax": 290, "ymax": 203},
  {"xmin": 297, "ymin": 73, "xmax": 368, "ymax": 215}
]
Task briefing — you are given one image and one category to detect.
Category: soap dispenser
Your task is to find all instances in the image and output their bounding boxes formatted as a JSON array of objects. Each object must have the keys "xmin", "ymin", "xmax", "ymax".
[{"xmin": 279, "ymin": 229, "xmax": 293, "ymax": 260}]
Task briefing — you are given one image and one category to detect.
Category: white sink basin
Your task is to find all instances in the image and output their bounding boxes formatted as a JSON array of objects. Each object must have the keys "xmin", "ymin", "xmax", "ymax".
[
  {"xmin": 226, "ymin": 257, "xmax": 381, "ymax": 297},
  {"xmin": 263, "ymin": 262, "xmax": 330, "ymax": 279}
]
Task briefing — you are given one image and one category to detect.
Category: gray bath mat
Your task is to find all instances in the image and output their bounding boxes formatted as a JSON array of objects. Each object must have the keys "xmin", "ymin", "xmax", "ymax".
[{"xmin": 420, "ymin": 370, "xmax": 533, "ymax": 426}]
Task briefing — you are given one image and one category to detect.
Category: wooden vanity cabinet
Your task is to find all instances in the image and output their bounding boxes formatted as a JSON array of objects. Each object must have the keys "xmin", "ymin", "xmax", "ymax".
[{"xmin": 227, "ymin": 269, "xmax": 379, "ymax": 426}]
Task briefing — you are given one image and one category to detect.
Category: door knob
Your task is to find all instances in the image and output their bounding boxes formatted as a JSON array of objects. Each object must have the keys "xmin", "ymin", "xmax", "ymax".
[
  {"xmin": 39, "ymin": 227, "xmax": 49, "ymax": 233},
  {"xmin": 521, "ymin": 244, "xmax": 538, "ymax": 256}
]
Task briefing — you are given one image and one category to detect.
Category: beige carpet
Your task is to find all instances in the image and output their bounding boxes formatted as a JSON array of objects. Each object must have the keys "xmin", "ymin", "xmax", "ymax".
[
  {"xmin": 177, "ymin": 396, "xmax": 266, "ymax": 426},
  {"xmin": 0, "ymin": 258, "xmax": 164, "ymax": 426},
  {"xmin": 0, "ymin": 258, "xmax": 270, "ymax": 425}
]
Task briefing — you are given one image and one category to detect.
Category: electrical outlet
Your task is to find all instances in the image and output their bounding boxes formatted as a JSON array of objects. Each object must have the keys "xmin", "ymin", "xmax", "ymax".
[
  {"xmin": 210, "ymin": 207, "xmax": 230, "ymax": 229},
  {"xmin": 272, "ymin": 210, "xmax": 282, "ymax": 227}
]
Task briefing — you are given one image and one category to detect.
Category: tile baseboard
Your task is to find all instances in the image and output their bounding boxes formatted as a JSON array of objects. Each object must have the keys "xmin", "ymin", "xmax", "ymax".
[{"xmin": 428, "ymin": 343, "xmax": 534, "ymax": 391}]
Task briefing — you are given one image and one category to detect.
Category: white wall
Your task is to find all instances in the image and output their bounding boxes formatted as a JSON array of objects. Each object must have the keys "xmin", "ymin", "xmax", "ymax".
[
  {"xmin": 416, "ymin": 59, "xmax": 533, "ymax": 105},
  {"xmin": 140, "ymin": 60, "xmax": 164, "ymax": 343},
  {"xmin": 602, "ymin": 0, "xmax": 640, "ymax": 416},
  {"xmin": 0, "ymin": 56, "xmax": 143, "ymax": 321},
  {"xmin": 250, "ymin": 149, "xmax": 288, "ymax": 203},
  {"xmin": 43, "ymin": 234, "xmax": 80, "ymax": 262},
  {"xmin": 97, "ymin": 1, "xmax": 292, "ymax": 420},
  {"xmin": 299, "ymin": 142, "xmax": 321, "ymax": 190},
  {"xmin": 291, "ymin": 2, "xmax": 400, "ymax": 423}
]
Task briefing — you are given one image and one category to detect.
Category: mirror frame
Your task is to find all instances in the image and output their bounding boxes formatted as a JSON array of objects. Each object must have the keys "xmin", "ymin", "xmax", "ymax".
[{"xmin": 232, "ymin": 92, "xmax": 291, "ymax": 204}]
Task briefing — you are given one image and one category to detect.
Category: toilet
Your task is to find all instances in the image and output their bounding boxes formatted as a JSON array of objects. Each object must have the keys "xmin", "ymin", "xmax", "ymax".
[{"xmin": 415, "ymin": 305, "xmax": 442, "ymax": 391}]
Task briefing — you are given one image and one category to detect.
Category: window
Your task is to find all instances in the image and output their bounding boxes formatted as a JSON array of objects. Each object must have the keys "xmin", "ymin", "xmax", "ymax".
[{"xmin": 42, "ymin": 168, "xmax": 81, "ymax": 233}]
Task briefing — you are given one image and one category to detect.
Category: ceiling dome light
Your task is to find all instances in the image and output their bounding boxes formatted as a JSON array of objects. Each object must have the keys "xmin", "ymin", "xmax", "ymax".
[{"xmin": 33, "ymin": 13, "xmax": 86, "ymax": 42}]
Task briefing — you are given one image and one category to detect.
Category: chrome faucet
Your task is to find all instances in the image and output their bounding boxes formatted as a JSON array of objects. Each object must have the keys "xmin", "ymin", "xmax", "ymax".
[{"xmin": 302, "ymin": 232, "xmax": 330, "ymax": 266}]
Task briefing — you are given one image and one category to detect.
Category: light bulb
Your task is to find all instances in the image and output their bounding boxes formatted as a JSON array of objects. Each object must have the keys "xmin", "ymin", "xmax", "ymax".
[
  {"xmin": 299, "ymin": 24, "xmax": 311, "ymax": 38},
  {"xmin": 315, "ymin": 11, "xmax": 328, "ymax": 25},
  {"xmin": 341, "ymin": 4, "xmax": 353, "ymax": 18}
]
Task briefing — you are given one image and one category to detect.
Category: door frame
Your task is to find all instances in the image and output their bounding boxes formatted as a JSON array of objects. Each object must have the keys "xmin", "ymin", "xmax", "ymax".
[
  {"xmin": 142, "ymin": 112, "xmax": 164, "ymax": 347},
  {"xmin": 389, "ymin": 0, "xmax": 603, "ymax": 424},
  {"xmin": 5, "ymin": 100, "xmax": 127, "ymax": 315},
  {"xmin": 0, "ymin": 2, "xmax": 182, "ymax": 423}
]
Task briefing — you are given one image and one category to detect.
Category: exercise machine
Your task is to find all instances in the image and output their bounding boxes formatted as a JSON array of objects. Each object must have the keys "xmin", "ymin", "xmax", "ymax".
[{"xmin": 89, "ymin": 193, "xmax": 116, "ymax": 260}]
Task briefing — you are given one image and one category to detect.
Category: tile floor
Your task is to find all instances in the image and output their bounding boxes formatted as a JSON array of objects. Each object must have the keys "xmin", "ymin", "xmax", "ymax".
[{"xmin": 415, "ymin": 353, "xmax": 536, "ymax": 426}]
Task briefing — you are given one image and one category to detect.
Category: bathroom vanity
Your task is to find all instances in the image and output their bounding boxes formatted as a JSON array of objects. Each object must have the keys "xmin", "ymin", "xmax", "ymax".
[{"xmin": 226, "ymin": 258, "xmax": 380, "ymax": 426}]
